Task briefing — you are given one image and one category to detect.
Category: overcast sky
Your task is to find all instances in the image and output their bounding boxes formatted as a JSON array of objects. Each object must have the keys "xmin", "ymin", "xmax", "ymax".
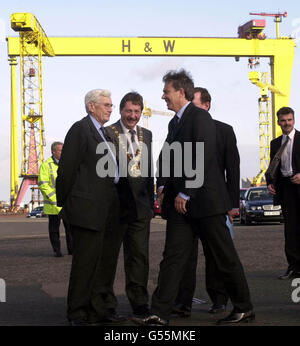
[{"xmin": 0, "ymin": 0, "xmax": 299, "ymax": 204}]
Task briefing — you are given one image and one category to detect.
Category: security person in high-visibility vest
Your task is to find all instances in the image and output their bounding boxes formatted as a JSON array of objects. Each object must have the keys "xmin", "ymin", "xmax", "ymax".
[{"xmin": 38, "ymin": 142, "xmax": 73, "ymax": 257}]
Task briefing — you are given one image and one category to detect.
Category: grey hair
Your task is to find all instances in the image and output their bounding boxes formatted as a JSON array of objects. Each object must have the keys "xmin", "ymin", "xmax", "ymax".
[
  {"xmin": 51, "ymin": 141, "xmax": 63, "ymax": 153},
  {"xmin": 84, "ymin": 89, "xmax": 111, "ymax": 113}
]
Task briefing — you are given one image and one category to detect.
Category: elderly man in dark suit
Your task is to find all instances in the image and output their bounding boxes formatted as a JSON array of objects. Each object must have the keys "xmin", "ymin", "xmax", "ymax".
[
  {"xmin": 173, "ymin": 87, "xmax": 240, "ymax": 317},
  {"xmin": 56, "ymin": 89, "xmax": 124, "ymax": 326},
  {"xmin": 99, "ymin": 92, "xmax": 154, "ymax": 317},
  {"xmin": 133, "ymin": 69, "xmax": 253, "ymax": 326},
  {"xmin": 266, "ymin": 106, "xmax": 300, "ymax": 280}
]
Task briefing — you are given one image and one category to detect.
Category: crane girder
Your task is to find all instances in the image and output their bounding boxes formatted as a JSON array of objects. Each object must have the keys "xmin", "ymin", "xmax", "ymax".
[
  {"xmin": 7, "ymin": 35, "xmax": 295, "ymax": 138},
  {"xmin": 11, "ymin": 13, "xmax": 55, "ymax": 57},
  {"xmin": 249, "ymin": 71, "xmax": 285, "ymax": 96},
  {"xmin": 7, "ymin": 36, "xmax": 294, "ymax": 57}
]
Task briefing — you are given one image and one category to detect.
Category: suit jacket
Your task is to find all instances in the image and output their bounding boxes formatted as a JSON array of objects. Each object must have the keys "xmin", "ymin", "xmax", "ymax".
[
  {"xmin": 56, "ymin": 115, "xmax": 118, "ymax": 231},
  {"xmin": 106, "ymin": 120, "xmax": 154, "ymax": 222},
  {"xmin": 266, "ymin": 129, "xmax": 300, "ymax": 205},
  {"xmin": 215, "ymin": 120, "xmax": 240, "ymax": 209},
  {"xmin": 157, "ymin": 102, "xmax": 231, "ymax": 219}
]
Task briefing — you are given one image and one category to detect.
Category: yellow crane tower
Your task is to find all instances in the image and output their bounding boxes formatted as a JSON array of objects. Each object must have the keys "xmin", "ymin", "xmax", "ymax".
[
  {"xmin": 249, "ymin": 71, "xmax": 285, "ymax": 186},
  {"xmin": 10, "ymin": 13, "xmax": 55, "ymax": 208},
  {"xmin": 142, "ymin": 102, "xmax": 174, "ymax": 128}
]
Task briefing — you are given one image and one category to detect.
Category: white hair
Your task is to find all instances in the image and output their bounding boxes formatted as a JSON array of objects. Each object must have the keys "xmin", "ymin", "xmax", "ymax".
[{"xmin": 84, "ymin": 89, "xmax": 111, "ymax": 113}]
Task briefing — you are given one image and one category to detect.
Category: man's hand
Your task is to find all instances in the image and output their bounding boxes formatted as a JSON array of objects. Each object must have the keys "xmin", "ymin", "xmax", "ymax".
[
  {"xmin": 175, "ymin": 195, "xmax": 187, "ymax": 214},
  {"xmin": 290, "ymin": 173, "xmax": 300, "ymax": 185},
  {"xmin": 228, "ymin": 209, "xmax": 238, "ymax": 223},
  {"xmin": 157, "ymin": 186, "xmax": 163, "ymax": 197},
  {"xmin": 267, "ymin": 184, "xmax": 276, "ymax": 195},
  {"xmin": 157, "ymin": 193, "xmax": 164, "ymax": 208},
  {"xmin": 157, "ymin": 186, "xmax": 164, "ymax": 207}
]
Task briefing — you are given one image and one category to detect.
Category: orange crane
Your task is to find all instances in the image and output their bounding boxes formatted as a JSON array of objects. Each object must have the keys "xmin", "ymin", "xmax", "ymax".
[{"xmin": 249, "ymin": 11, "xmax": 287, "ymax": 38}]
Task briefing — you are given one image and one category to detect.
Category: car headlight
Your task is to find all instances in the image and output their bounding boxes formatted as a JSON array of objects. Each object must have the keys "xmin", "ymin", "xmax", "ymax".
[{"xmin": 250, "ymin": 206, "xmax": 262, "ymax": 210}]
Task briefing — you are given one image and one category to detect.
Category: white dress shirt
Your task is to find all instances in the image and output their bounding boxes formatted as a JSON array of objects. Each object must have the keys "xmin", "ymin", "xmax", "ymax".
[
  {"xmin": 120, "ymin": 119, "xmax": 139, "ymax": 157},
  {"xmin": 281, "ymin": 128, "xmax": 295, "ymax": 177}
]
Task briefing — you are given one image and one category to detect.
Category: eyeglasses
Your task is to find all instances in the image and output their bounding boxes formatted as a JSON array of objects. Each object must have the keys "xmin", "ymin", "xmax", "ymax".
[{"xmin": 94, "ymin": 102, "xmax": 115, "ymax": 109}]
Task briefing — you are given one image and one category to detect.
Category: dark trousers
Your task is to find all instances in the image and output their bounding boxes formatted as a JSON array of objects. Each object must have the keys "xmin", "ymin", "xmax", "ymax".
[
  {"xmin": 99, "ymin": 217, "xmax": 151, "ymax": 312},
  {"xmin": 281, "ymin": 178, "xmax": 300, "ymax": 271},
  {"xmin": 48, "ymin": 214, "xmax": 72, "ymax": 254},
  {"xmin": 67, "ymin": 201, "xmax": 120, "ymax": 322},
  {"xmin": 175, "ymin": 221, "xmax": 232, "ymax": 308},
  {"xmin": 174, "ymin": 237, "xmax": 198, "ymax": 308},
  {"xmin": 151, "ymin": 209, "xmax": 252, "ymax": 320}
]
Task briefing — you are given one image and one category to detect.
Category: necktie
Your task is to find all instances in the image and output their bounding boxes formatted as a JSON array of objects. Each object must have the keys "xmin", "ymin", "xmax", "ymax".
[
  {"xmin": 170, "ymin": 115, "xmax": 179, "ymax": 140},
  {"xmin": 265, "ymin": 136, "xmax": 290, "ymax": 182},
  {"xmin": 101, "ymin": 127, "xmax": 110, "ymax": 141},
  {"xmin": 173, "ymin": 114, "xmax": 179, "ymax": 127},
  {"xmin": 129, "ymin": 129, "xmax": 138, "ymax": 155}
]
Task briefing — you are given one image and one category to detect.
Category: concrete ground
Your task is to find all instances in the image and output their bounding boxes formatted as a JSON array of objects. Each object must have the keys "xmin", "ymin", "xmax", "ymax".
[{"xmin": 0, "ymin": 215, "xmax": 299, "ymax": 329}]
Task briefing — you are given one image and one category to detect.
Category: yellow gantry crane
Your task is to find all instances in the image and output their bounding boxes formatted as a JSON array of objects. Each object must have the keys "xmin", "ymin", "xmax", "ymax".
[
  {"xmin": 142, "ymin": 102, "xmax": 174, "ymax": 128},
  {"xmin": 7, "ymin": 12, "xmax": 295, "ymax": 206},
  {"xmin": 249, "ymin": 71, "xmax": 285, "ymax": 186},
  {"xmin": 10, "ymin": 13, "xmax": 55, "ymax": 208}
]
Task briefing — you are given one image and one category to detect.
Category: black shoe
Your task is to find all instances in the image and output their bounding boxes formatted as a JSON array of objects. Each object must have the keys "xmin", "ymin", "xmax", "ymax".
[
  {"xmin": 216, "ymin": 310, "xmax": 255, "ymax": 325},
  {"xmin": 102, "ymin": 309, "xmax": 127, "ymax": 323},
  {"xmin": 208, "ymin": 303, "xmax": 226, "ymax": 314},
  {"xmin": 133, "ymin": 305, "xmax": 150, "ymax": 317},
  {"xmin": 54, "ymin": 251, "xmax": 63, "ymax": 257},
  {"xmin": 278, "ymin": 268, "xmax": 296, "ymax": 280},
  {"xmin": 132, "ymin": 314, "xmax": 169, "ymax": 326},
  {"xmin": 172, "ymin": 305, "xmax": 191, "ymax": 317}
]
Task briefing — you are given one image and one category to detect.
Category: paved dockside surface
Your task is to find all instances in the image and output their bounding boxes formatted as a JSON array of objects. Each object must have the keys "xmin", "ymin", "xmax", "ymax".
[{"xmin": 0, "ymin": 215, "xmax": 299, "ymax": 329}]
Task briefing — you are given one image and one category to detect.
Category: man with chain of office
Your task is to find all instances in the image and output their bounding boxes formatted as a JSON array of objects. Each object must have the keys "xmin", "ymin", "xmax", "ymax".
[{"xmin": 98, "ymin": 91, "xmax": 154, "ymax": 318}]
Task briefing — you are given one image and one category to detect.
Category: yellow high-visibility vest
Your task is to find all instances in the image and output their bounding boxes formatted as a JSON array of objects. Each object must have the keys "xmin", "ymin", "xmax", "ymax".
[{"xmin": 38, "ymin": 157, "xmax": 61, "ymax": 215}]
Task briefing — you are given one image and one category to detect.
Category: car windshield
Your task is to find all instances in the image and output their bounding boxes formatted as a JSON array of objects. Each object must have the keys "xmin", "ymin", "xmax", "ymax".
[
  {"xmin": 247, "ymin": 189, "xmax": 272, "ymax": 201},
  {"xmin": 33, "ymin": 207, "xmax": 43, "ymax": 211}
]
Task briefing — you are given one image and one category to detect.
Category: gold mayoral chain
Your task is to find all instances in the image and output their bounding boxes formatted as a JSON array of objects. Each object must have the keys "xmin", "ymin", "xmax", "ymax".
[{"xmin": 111, "ymin": 125, "xmax": 143, "ymax": 177}]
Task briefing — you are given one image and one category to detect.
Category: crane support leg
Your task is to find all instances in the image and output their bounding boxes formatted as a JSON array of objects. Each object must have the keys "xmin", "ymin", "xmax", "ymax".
[
  {"xmin": 9, "ymin": 57, "xmax": 19, "ymax": 207},
  {"xmin": 271, "ymin": 53, "xmax": 295, "ymax": 138},
  {"xmin": 15, "ymin": 177, "xmax": 38, "ymax": 207}
]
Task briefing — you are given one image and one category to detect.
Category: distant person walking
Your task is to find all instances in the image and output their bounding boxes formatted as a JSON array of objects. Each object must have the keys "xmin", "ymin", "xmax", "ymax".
[{"xmin": 38, "ymin": 141, "xmax": 72, "ymax": 257}]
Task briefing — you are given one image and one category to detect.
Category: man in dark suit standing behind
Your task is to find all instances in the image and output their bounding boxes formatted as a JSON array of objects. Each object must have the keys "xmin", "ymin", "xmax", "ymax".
[
  {"xmin": 266, "ymin": 106, "xmax": 300, "ymax": 280},
  {"xmin": 133, "ymin": 69, "xmax": 253, "ymax": 326},
  {"xmin": 173, "ymin": 87, "xmax": 240, "ymax": 316},
  {"xmin": 99, "ymin": 92, "xmax": 154, "ymax": 317},
  {"xmin": 56, "ymin": 89, "xmax": 123, "ymax": 326}
]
